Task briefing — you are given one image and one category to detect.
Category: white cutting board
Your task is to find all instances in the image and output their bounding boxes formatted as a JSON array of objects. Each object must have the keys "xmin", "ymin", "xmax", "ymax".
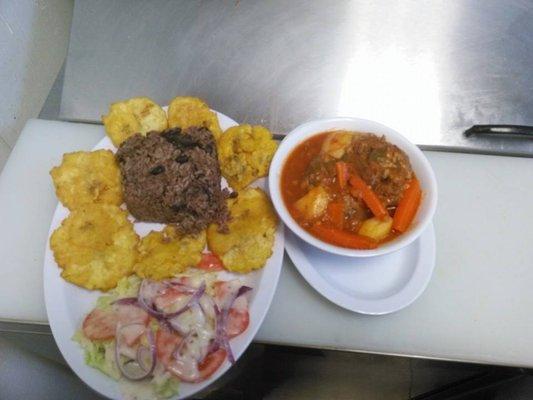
[
  {"xmin": 2, "ymin": 119, "xmax": 533, "ymax": 367},
  {"xmin": 0, "ymin": 120, "xmax": 104, "ymax": 323}
]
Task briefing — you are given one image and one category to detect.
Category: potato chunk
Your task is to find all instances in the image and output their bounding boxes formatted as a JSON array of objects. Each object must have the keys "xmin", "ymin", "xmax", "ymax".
[
  {"xmin": 321, "ymin": 131, "xmax": 354, "ymax": 159},
  {"xmin": 294, "ymin": 186, "xmax": 330, "ymax": 221},
  {"xmin": 358, "ymin": 216, "xmax": 393, "ymax": 241}
]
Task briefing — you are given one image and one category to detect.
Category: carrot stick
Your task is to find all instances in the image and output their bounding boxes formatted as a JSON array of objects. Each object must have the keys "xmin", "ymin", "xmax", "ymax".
[
  {"xmin": 309, "ymin": 224, "xmax": 378, "ymax": 249},
  {"xmin": 336, "ymin": 162, "xmax": 349, "ymax": 190},
  {"xmin": 393, "ymin": 178, "xmax": 422, "ymax": 233},
  {"xmin": 348, "ymin": 174, "xmax": 388, "ymax": 219},
  {"xmin": 326, "ymin": 201, "xmax": 344, "ymax": 229}
]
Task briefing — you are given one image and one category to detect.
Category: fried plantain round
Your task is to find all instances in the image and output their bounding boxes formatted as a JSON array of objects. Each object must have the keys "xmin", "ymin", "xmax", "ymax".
[
  {"xmin": 218, "ymin": 124, "xmax": 277, "ymax": 190},
  {"xmin": 102, "ymin": 97, "xmax": 168, "ymax": 146},
  {"xmin": 50, "ymin": 150, "xmax": 123, "ymax": 210},
  {"xmin": 207, "ymin": 188, "xmax": 277, "ymax": 273},
  {"xmin": 50, "ymin": 205, "xmax": 139, "ymax": 291}
]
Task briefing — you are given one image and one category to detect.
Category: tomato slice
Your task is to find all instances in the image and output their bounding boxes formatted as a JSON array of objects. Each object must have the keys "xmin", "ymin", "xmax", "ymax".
[
  {"xmin": 82, "ymin": 309, "xmax": 116, "ymax": 340},
  {"xmin": 160, "ymin": 332, "xmax": 226, "ymax": 383},
  {"xmin": 197, "ymin": 252, "xmax": 224, "ymax": 271},
  {"xmin": 213, "ymin": 282, "xmax": 250, "ymax": 338},
  {"xmin": 169, "ymin": 348, "xmax": 227, "ymax": 383},
  {"xmin": 225, "ymin": 296, "xmax": 250, "ymax": 338},
  {"xmin": 82, "ymin": 304, "xmax": 150, "ymax": 341},
  {"xmin": 213, "ymin": 280, "xmax": 242, "ymax": 309},
  {"xmin": 156, "ymin": 328, "xmax": 183, "ymax": 367},
  {"xmin": 197, "ymin": 349, "xmax": 227, "ymax": 382},
  {"xmin": 116, "ymin": 304, "xmax": 150, "ymax": 326},
  {"xmin": 154, "ymin": 288, "xmax": 190, "ymax": 313}
]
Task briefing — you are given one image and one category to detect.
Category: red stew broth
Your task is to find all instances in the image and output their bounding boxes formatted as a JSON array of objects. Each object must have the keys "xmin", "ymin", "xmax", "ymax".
[{"xmin": 280, "ymin": 131, "xmax": 418, "ymax": 248}]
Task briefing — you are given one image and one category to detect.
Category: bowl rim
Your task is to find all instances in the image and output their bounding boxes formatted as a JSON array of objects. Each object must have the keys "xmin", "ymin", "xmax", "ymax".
[{"xmin": 268, "ymin": 117, "xmax": 438, "ymax": 257}]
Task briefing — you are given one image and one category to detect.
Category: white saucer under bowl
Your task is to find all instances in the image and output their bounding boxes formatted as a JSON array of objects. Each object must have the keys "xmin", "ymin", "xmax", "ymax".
[{"xmin": 284, "ymin": 222, "xmax": 436, "ymax": 315}]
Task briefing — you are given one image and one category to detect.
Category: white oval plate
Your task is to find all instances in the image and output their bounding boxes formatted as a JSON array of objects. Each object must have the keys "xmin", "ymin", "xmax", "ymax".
[
  {"xmin": 285, "ymin": 223, "xmax": 435, "ymax": 315},
  {"xmin": 43, "ymin": 111, "xmax": 284, "ymax": 400}
]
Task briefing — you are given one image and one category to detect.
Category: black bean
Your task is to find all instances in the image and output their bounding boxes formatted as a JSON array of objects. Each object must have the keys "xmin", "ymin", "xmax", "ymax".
[
  {"xmin": 204, "ymin": 144, "xmax": 215, "ymax": 156},
  {"xmin": 175, "ymin": 154, "xmax": 188, "ymax": 163},
  {"xmin": 178, "ymin": 135, "xmax": 198, "ymax": 147},
  {"xmin": 164, "ymin": 130, "xmax": 198, "ymax": 148},
  {"xmin": 171, "ymin": 203, "xmax": 185, "ymax": 212},
  {"xmin": 161, "ymin": 128, "xmax": 182, "ymax": 143},
  {"xmin": 149, "ymin": 165, "xmax": 165, "ymax": 175}
]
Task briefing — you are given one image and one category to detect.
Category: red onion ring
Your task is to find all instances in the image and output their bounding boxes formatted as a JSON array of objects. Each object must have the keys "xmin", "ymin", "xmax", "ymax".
[
  {"xmin": 111, "ymin": 297, "xmax": 139, "ymax": 306},
  {"xmin": 226, "ymin": 286, "xmax": 252, "ymax": 314},
  {"xmin": 172, "ymin": 330, "xmax": 193, "ymax": 361},
  {"xmin": 114, "ymin": 323, "xmax": 155, "ymax": 381},
  {"xmin": 164, "ymin": 281, "xmax": 206, "ymax": 319},
  {"xmin": 136, "ymin": 329, "xmax": 156, "ymax": 374},
  {"xmin": 158, "ymin": 318, "xmax": 176, "ymax": 333},
  {"xmin": 210, "ymin": 286, "xmax": 252, "ymax": 364},
  {"xmin": 138, "ymin": 280, "xmax": 167, "ymax": 319},
  {"xmin": 213, "ymin": 304, "xmax": 234, "ymax": 364},
  {"xmin": 168, "ymin": 280, "xmax": 197, "ymax": 294},
  {"xmin": 138, "ymin": 279, "xmax": 206, "ymax": 319},
  {"xmin": 198, "ymin": 293, "xmax": 216, "ymax": 320}
]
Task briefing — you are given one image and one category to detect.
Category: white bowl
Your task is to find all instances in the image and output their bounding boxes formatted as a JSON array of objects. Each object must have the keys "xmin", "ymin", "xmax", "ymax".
[{"xmin": 269, "ymin": 117, "xmax": 438, "ymax": 257}]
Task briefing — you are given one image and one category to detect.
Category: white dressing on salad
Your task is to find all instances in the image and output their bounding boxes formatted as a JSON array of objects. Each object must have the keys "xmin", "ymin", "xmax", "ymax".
[
  {"xmin": 76, "ymin": 273, "xmax": 252, "ymax": 398},
  {"xmin": 169, "ymin": 303, "xmax": 210, "ymax": 336}
]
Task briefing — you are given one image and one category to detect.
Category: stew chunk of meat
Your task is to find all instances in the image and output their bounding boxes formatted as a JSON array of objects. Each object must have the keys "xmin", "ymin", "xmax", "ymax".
[{"xmin": 344, "ymin": 134, "xmax": 413, "ymax": 207}]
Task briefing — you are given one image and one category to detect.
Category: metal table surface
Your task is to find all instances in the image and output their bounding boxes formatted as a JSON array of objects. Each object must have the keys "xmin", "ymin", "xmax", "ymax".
[{"xmin": 60, "ymin": 0, "xmax": 533, "ymax": 156}]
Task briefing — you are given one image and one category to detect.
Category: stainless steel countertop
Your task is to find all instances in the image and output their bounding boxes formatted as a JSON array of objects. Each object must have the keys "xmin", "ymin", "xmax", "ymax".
[{"xmin": 58, "ymin": 0, "xmax": 533, "ymax": 156}]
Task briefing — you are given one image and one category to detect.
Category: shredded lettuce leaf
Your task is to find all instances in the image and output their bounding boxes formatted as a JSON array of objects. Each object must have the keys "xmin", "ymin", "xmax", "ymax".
[
  {"xmin": 95, "ymin": 275, "xmax": 142, "ymax": 311},
  {"xmin": 95, "ymin": 295, "xmax": 114, "ymax": 311},
  {"xmin": 72, "ymin": 330, "xmax": 120, "ymax": 380},
  {"xmin": 72, "ymin": 277, "xmax": 140, "ymax": 380},
  {"xmin": 74, "ymin": 275, "xmax": 180, "ymax": 398},
  {"xmin": 114, "ymin": 275, "xmax": 142, "ymax": 297},
  {"xmin": 178, "ymin": 269, "xmax": 219, "ymax": 297},
  {"xmin": 151, "ymin": 369, "xmax": 180, "ymax": 398}
]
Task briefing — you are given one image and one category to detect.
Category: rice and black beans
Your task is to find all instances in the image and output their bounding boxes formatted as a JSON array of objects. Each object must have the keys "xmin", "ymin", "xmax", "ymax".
[{"xmin": 116, "ymin": 127, "xmax": 230, "ymax": 234}]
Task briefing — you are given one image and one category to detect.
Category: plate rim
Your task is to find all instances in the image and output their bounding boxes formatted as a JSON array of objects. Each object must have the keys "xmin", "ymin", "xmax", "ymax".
[
  {"xmin": 43, "ymin": 111, "xmax": 285, "ymax": 400},
  {"xmin": 284, "ymin": 222, "xmax": 436, "ymax": 315}
]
